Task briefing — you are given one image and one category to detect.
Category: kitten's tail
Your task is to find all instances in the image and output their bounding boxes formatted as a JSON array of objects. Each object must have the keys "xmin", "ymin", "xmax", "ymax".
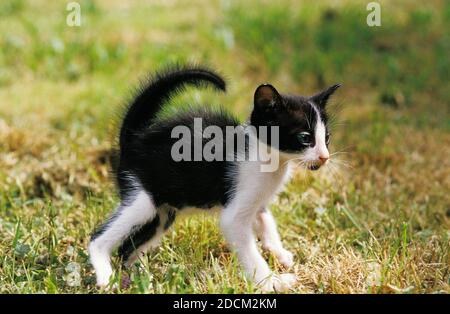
[{"xmin": 119, "ymin": 65, "xmax": 226, "ymax": 152}]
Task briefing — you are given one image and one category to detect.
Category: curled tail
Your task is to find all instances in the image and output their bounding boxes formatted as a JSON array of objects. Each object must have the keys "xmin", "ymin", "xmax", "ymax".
[{"xmin": 119, "ymin": 65, "xmax": 226, "ymax": 152}]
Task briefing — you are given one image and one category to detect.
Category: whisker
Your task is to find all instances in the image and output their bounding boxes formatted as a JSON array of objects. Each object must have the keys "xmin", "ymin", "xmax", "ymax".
[
  {"xmin": 329, "ymin": 159, "xmax": 353, "ymax": 169},
  {"xmin": 325, "ymin": 161, "xmax": 345, "ymax": 185},
  {"xmin": 322, "ymin": 163, "xmax": 338, "ymax": 184},
  {"xmin": 330, "ymin": 145, "xmax": 354, "ymax": 154},
  {"xmin": 330, "ymin": 151, "xmax": 350, "ymax": 157}
]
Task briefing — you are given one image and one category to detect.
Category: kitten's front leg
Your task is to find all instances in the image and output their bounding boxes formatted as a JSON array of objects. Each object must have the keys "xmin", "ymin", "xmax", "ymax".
[
  {"xmin": 254, "ymin": 209, "xmax": 294, "ymax": 268},
  {"xmin": 220, "ymin": 205, "xmax": 296, "ymax": 292}
]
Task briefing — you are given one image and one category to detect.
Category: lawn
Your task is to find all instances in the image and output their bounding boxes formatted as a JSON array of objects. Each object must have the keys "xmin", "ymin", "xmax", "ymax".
[{"xmin": 0, "ymin": 0, "xmax": 448, "ymax": 293}]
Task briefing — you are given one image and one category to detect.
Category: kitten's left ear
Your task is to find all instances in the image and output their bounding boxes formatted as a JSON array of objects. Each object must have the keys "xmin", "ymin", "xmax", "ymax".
[
  {"xmin": 310, "ymin": 84, "xmax": 341, "ymax": 108},
  {"xmin": 254, "ymin": 84, "xmax": 282, "ymax": 109}
]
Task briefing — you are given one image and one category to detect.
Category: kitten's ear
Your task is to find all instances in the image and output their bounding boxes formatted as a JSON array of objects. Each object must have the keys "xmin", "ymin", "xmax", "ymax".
[
  {"xmin": 310, "ymin": 84, "xmax": 341, "ymax": 108},
  {"xmin": 254, "ymin": 84, "xmax": 282, "ymax": 109}
]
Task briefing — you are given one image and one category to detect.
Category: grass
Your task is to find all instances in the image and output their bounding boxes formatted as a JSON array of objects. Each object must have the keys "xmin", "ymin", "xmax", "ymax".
[{"xmin": 0, "ymin": 0, "xmax": 449, "ymax": 293}]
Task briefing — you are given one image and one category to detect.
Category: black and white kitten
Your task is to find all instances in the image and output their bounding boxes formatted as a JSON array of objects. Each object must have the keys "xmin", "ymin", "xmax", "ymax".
[{"xmin": 89, "ymin": 66, "xmax": 340, "ymax": 292}]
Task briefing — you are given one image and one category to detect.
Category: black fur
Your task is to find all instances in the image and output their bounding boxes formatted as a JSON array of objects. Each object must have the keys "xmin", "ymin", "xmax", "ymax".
[
  {"xmin": 164, "ymin": 208, "xmax": 176, "ymax": 230},
  {"xmin": 251, "ymin": 84, "xmax": 336, "ymax": 155},
  {"xmin": 92, "ymin": 65, "xmax": 340, "ymax": 259},
  {"xmin": 116, "ymin": 66, "xmax": 340, "ymax": 207},
  {"xmin": 91, "ymin": 210, "xmax": 120, "ymax": 242},
  {"xmin": 115, "ymin": 66, "xmax": 241, "ymax": 208},
  {"xmin": 117, "ymin": 207, "xmax": 177, "ymax": 261},
  {"xmin": 118, "ymin": 214, "xmax": 161, "ymax": 261}
]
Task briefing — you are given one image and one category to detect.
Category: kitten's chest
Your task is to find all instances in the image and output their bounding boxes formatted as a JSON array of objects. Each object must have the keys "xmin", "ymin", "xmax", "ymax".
[{"xmin": 234, "ymin": 162, "xmax": 291, "ymax": 207}]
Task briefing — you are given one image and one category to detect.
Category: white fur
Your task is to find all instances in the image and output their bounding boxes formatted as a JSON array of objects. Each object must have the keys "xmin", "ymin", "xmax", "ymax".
[
  {"xmin": 254, "ymin": 210, "xmax": 294, "ymax": 268},
  {"xmin": 90, "ymin": 129, "xmax": 302, "ymax": 291},
  {"xmin": 314, "ymin": 115, "xmax": 329, "ymax": 159},
  {"xmin": 123, "ymin": 206, "xmax": 175, "ymax": 267},
  {"xmin": 89, "ymin": 190, "xmax": 156, "ymax": 287},
  {"xmin": 302, "ymin": 103, "xmax": 330, "ymax": 163},
  {"xmin": 220, "ymin": 133, "xmax": 296, "ymax": 292},
  {"xmin": 216, "ymin": 105, "xmax": 329, "ymax": 291}
]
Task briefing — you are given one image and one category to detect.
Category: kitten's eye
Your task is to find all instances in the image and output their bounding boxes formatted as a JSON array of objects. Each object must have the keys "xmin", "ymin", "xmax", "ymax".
[
  {"xmin": 297, "ymin": 132, "xmax": 311, "ymax": 146},
  {"xmin": 326, "ymin": 132, "xmax": 331, "ymax": 145}
]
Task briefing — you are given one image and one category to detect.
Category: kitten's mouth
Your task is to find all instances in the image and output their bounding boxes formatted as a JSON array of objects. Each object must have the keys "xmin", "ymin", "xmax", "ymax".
[{"xmin": 308, "ymin": 164, "xmax": 321, "ymax": 171}]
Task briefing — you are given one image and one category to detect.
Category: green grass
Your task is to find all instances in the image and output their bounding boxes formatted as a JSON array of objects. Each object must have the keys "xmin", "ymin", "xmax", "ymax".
[{"xmin": 0, "ymin": 0, "xmax": 449, "ymax": 293}]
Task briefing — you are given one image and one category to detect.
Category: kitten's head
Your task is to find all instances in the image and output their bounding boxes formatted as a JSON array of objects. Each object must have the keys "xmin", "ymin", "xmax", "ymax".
[{"xmin": 250, "ymin": 83, "xmax": 341, "ymax": 170}]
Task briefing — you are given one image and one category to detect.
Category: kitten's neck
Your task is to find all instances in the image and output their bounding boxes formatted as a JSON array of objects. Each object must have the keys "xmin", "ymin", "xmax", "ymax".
[{"xmin": 244, "ymin": 125, "xmax": 291, "ymax": 174}]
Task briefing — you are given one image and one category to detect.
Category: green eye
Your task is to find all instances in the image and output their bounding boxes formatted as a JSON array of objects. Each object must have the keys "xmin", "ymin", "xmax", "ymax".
[{"xmin": 297, "ymin": 132, "xmax": 311, "ymax": 145}]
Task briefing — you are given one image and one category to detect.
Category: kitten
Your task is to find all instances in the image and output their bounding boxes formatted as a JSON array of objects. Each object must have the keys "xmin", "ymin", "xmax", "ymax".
[{"xmin": 89, "ymin": 65, "xmax": 340, "ymax": 292}]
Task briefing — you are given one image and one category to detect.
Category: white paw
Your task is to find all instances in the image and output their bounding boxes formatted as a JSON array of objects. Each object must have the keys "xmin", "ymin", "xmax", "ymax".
[
  {"xmin": 275, "ymin": 249, "xmax": 294, "ymax": 268},
  {"xmin": 259, "ymin": 273, "xmax": 297, "ymax": 293},
  {"xmin": 89, "ymin": 243, "xmax": 113, "ymax": 288},
  {"xmin": 275, "ymin": 273, "xmax": 297, "ymax": 291},
  {"xmin": 96, "ymin": 268, "xmax": 112, "ymax": 288},
  {"xmin": 260, "ymin": 280, "xmax": 276, "ymax": 293}
]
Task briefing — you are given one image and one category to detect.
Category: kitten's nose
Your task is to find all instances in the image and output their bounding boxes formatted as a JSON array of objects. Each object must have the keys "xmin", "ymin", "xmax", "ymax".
[{"xmin": 318, "ymin": 155, "xmax": 329, "ymax": 164}]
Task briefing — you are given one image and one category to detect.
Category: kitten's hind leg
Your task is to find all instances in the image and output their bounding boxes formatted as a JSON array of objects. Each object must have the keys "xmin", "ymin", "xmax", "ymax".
[
  {"xmin": 119, "ymin": 206, "xmax": 176, "ymax": 267},
  {"xmin": 254, "ymin": 208, "xmax": 294, "ymax": 268},
  {"xmin": 254, "ymin": 208, "xmax": 294, "ymax": 267},
  {"xmin": 88, "ymin": 190, "xmax": 157, "ymax": 287}
]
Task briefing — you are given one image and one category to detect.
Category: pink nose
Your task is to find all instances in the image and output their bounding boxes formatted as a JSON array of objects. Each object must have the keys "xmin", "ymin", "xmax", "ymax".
[{"xmin": 319, "ymin": 155, "xmax": 329, "ymax": 164}]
